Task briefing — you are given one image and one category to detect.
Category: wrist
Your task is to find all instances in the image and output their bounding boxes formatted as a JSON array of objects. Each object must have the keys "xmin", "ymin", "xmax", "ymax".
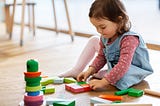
[
  {"xmin": 102, "ymin": 78, "xmax": 109, "ymax": 85},
  {"xmin": 88, "ymin": 66, "xmax": 96, "ymax": 75}
]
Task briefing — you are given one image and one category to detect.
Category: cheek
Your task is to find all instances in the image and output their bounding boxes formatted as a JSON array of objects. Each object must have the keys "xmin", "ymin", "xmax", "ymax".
[
  {"xmin": 106, "ymin": 26, "xmax": 118, "ymax": 34},
  {"xmin": 102, "ymin": 28, "xmax": 113, "ymax": 34}
]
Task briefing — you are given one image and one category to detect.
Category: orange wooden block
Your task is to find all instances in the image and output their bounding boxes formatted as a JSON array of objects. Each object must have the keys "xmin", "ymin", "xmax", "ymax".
[
  {"xmin": 41, "ymin": 75, "xmax": 48, "ymax": 78},
  {"xmin": 24, "ymin": 72, "xmax": 41, "ymax": 78},
  {"xmin": 99, "ymin": 94, "xmax": 123, "ymax": 101}
]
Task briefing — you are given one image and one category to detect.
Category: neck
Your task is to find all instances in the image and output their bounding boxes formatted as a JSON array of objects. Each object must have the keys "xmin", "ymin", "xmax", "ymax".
[{"xmin": 109, "ymin": 33, "xmax": 118, "ymax": 43}]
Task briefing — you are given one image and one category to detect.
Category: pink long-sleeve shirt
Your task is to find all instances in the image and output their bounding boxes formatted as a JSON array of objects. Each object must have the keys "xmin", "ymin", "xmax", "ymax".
[{"xmin": 90, "ymin": 35, "xmax": 139, "ymax": 85}]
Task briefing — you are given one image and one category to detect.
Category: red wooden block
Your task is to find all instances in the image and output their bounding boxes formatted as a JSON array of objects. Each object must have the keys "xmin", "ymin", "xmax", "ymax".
[
  {"xmin": 80, "ymin": 84, "xmax": 91, "ymax": 91},
  {"xmin": 65, "ymin": 83, "xmax": 91, "ymax": 93}
]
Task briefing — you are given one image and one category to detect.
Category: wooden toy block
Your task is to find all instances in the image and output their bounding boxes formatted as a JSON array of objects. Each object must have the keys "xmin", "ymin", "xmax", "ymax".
[
  {"xmin": 26, "ymin": 85, "xmax": 42, "ymax": 92},
  {"xmin": 94, "ymin": 103, "xmax": 152, "ymax": 106},
  {"xmin": 40, "ymin": 78, "xmax": 54, "ymax": 86},
  {"xmin": 27, "ymin": 91, "xmax": 40, "ymax": 96},
  {"xmin": 65, "ymin": 83, "xmax": 84, "ymax": 93},
  {"xmin": 111, "ymin": 101, "xmax": 122, "ymax": 103},
  {"xmin": 46, "ymin": 98, "xmax": 65, "ymax": 105},
  {"xmin": 45, "ymin": 98, "xmax": 75, "ymax": 106},
  {"xmin": 65, "ymin": 83, "xmax": 74, "ymax": 91},
  {"xmin": 90, "ymin": 97, "xmax": 112, "ymax": 104},
  {"xmin": 26, "ymin": 82, "xmax": 40, "ymax": 87},
  {"xmin": 42, "ymin": 86, "xmax": 55, "ymax": 94},
  {"xmin": 115, "ymin": 88, "xmax": 134, "ymax": 96},
  {"xmin": 24, "ymin": 72, "xmax": 41, "ymax": 78},
  {"xmin": 25, "ymin": 76, "xmax": 42, "ymax": 84},
  {"xmin": 65, "ymin": 82, "xmax": 91, "ymax": 93},
  {"xmin": 41, "ymin": 75, "xmax": 48, "ymax": 78},
  {"xmin": 24, "ymin": 92, "xmax": 43, "ymax": 102},
  {"xmin": 64, "ymin": 77, "xmax": 77, "ymax": 83},
  {"xmin": 128, "ymin": 88, "xmax": 144, "ymax": 97},
  {"xmin": 53, "ymin": 100, "xmax": 75, "ymax": 106},
  {"xmin": 144, "ymin": 89, "xmax": 160, "ymax": 97},
  {"xmin": 80, "ymin": 84, "xmax": 91, "ymax": 91},
  {"xmin": 77, "ymin": 81, "xmax": 87, "ymax": 85},
  {"xmin": 19, "ymin": 100, "xmax": 45, "ymax": 106},
  {"xmin": 53, "ymin": 77, "xmax": 64, "ymax": 84},
  {"xmin": 27, "ymin": 59, "xmax": 39, "ymax": 72},
  {"xmin": 99, "ymin": 95, "xmax": 123, "ymax": 101}
]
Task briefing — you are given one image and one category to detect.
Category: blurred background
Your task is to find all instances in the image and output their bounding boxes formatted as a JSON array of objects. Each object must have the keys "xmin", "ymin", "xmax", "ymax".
[{"xmin": 0, "ymin": 0, "xmax": 160, "ymax": 45}]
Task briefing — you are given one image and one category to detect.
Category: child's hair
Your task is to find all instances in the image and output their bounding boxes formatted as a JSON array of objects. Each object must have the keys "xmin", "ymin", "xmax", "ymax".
[{"xmin": 89, "ymin": 0, "xmax": 131, "ymax": 35}]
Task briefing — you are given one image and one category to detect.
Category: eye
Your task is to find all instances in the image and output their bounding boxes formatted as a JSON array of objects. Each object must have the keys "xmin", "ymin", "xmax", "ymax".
[{"xmin": 100, "ymin": 26, "xmax": 106, "ymax": 29}]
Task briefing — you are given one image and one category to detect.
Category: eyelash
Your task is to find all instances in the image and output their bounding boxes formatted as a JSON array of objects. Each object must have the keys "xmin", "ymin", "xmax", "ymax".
[{"xmin": 101, "ymin": 26, "xmax": 106, "ymax": 29}]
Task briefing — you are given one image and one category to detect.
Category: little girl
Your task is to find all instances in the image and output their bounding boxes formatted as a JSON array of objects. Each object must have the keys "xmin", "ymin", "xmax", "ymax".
[{"xmin": 59, "ymin": 0, "xmax": 153, "ymax": 90}]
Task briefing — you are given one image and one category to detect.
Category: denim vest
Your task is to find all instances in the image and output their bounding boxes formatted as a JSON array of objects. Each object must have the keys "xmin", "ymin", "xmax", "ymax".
[{"xmin": 101, "ymin": 31, "xmax": 153, "ymax": 90}]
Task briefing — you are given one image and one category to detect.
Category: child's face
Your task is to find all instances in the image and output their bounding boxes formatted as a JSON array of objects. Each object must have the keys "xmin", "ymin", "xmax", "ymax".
[{"xmin": 90, "ymin": 18, "xmax": 118, "ymax": 39}]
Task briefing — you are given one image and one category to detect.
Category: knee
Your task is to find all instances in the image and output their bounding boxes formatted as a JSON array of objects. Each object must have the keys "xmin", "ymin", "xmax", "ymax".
[
  {"xmin": 89, "ymin": 35, "xmax": 100, "ymax": 43},
  {"xmin": 88, "ymin": 36, "xmax": 100, "ymax": 51}
]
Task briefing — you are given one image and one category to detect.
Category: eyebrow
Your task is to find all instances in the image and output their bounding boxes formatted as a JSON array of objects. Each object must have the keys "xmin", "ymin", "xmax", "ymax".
[{"xmin": 98, "ymin": 24, "xmax": 106, "ymax": 27}]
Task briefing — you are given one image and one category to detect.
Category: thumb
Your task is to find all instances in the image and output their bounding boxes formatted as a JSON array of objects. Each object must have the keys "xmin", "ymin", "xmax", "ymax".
[{"xmin": 83, "ymin": 74, "xmax": 88, "ymax": 81}]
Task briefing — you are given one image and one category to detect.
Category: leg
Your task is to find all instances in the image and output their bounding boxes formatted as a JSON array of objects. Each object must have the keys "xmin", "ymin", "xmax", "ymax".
[{"xmin": 59, "ymin": 36, "xmax": 100, "ymax": 78}]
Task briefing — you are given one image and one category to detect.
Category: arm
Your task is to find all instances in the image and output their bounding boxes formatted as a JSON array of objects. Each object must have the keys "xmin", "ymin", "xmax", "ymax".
[
  {"xmin": 104, "ymin": 35, "xmax": 139, "ymax": 85},
  {"xmin": 89, "ymin": 37, "xmax": 107, "ymax": 72}
]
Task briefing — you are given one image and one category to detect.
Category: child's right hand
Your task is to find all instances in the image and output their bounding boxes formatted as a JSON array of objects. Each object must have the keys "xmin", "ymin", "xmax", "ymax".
[{"xmin": 77, "ymin": 67, "xmax": 96, "ymax": 82}]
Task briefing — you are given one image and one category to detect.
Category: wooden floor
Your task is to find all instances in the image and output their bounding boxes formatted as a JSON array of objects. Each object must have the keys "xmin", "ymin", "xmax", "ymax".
[{"xmin": 0, "ymin": 23, "xmax": 160, "ymax": 106}]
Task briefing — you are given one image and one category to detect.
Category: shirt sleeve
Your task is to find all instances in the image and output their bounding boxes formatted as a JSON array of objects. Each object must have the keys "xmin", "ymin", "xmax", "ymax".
[
  {"xmin": 89, "ymin": 37, "xmax": 107, "ymax": 72},
  {"xmin": 104, "ymin": 35, "xmax": 139, "ymax": 85}
]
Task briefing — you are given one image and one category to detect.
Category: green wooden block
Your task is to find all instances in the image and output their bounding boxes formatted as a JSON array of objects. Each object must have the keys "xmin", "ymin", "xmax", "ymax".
[
  {"xmin": 115, "ymin": 88, "xmax": 134, "ymax": 96},
  {"xmin": 77, "ymin": 81, "xmax": 87, "ymax": 85},
  {"xmin": 53, "ymin": 100, "xmax": 75, "ymax": 106},
  {"xmin": 111, "ymin": 101, "xmax": 122, "ymax": 104},
  {"xmin": 26, "ymin": 59, "xmax": 39, "ymax": 72},
  {"xmin": 46, "ymin": 98, "xmax": 74, "ymax": 105},
  {"xmin": 42, "ymin": 86, "xmax": 55, "ymax": 94},
  {"xmin": 64, "ymin": 77, "xmax": 77, "ymax": 83},
  {"xmin": 128, "ymin": 88, "xmax": 144, "ymax": 97},
  {"xmin": 40, "ymin": 78, "xmax": 54, "ymax": 86}
]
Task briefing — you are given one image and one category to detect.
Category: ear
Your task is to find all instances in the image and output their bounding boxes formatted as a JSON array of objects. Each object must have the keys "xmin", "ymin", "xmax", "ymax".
[{"xmin": 118, "ymin": 16, "xmax": 123, "ymax": 20}]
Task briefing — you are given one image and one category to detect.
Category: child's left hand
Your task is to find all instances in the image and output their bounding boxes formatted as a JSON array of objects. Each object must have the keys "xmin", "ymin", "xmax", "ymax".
[{"xmin": 89, "ymin": 78, "xmax": 109, "ymax": 91}]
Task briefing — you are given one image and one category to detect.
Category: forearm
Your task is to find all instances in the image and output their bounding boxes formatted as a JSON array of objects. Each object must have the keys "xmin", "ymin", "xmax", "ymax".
[
  {"xmin": 90, "ymin": 40, "xmax": 106, "ymax": 72},
  {"xmin": 87, "ymin": 66, "xmax": 97, "ymax": 75}
]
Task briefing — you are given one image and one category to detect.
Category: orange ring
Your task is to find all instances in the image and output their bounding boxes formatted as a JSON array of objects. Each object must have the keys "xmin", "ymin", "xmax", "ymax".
[{"xmin": 24, "ymin": 72, "xmax": 41, "ymax": 78}]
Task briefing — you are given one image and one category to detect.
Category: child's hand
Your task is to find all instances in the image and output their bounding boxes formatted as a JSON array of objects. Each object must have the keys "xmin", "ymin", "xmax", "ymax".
[
  {"xmin": 77, "ymin": 71, "xmax": 91, "ymax": 82},
  {"xmin": 89, "ymin": 78, "xmax": 109, "ymax": 91},
  {"xmin": 77, "ymin": 67, "xmax": 96, "ymax": 82}
]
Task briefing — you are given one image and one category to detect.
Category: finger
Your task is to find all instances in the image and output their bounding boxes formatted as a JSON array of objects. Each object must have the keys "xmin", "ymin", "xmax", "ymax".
[
  {"xmin": 77, "ymin": 74, "xmax": 82, "ymax": 81},
  {"xmin": 77, "ymin": 77, "xmax": 82, "ymax": 82},
  {"xmin": 83, "ymin": 76, "xmax": 88, "ymax": 81},
  {"xmin": 90, "ymin": 84, "xmax": 96, "ymax": 90}
]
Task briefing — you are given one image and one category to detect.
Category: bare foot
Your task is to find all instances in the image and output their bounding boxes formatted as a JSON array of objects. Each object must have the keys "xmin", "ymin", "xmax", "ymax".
[{"xmin": 58, "ymin": 70, "xmax": 80, "ymax": 78}]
